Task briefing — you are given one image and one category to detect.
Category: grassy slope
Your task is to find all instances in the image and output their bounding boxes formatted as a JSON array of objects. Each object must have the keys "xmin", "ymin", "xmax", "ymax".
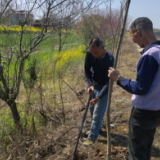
[{"xmin": 0, "ymin": 32, "xmax": 160, "ymax": 160}]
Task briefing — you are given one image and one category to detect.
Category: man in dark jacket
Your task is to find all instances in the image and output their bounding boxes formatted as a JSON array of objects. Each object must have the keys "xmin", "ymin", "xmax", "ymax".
[
  {"xmin": 84, "ymin": 38, "xmax": 114, "ymax": 145},
  {"xmin": 108, "ymin": 17, "xmax": 160, "ymax": 160}
]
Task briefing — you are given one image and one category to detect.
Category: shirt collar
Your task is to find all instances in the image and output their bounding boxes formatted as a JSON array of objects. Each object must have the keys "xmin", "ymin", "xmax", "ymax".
[{"xmin": 140, "ymin": 40, "xmax": 160, "ymax": 55}]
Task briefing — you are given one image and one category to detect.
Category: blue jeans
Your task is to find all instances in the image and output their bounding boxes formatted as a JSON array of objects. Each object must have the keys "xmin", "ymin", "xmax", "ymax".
[{"xmin": 88, "ymin": 85, "xmax": 108, "ymax": 141}]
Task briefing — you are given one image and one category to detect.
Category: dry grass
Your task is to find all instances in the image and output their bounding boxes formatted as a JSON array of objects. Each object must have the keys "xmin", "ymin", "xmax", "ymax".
[{"xmin": 0, "ymin": 35, "xmax": 160, "ymax": 160}]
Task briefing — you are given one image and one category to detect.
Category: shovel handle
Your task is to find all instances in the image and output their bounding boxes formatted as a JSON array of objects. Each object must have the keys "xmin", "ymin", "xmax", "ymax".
[{"xmin": 72, "ymin": 95, "xmax": 92, "ymax": 159}]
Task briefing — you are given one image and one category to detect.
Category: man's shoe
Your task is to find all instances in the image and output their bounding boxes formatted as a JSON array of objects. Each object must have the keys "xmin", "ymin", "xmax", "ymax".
[
  {"xmin": 86, "ymin": 130, "xmax": 90, "ymax": 135},
  {"xmin": 83, "ymin": 138, "xmax": 95, "ymax": 146},
  {"xmin": 86, "ymin": 129, "xmax": 102, "ymax": 136}
]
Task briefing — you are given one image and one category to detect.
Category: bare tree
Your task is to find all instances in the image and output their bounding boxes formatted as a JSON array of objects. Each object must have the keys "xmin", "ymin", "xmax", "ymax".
[
  {"xmin": 0, "ymin": 0, "xmax": 108, "ymax": 129},
  {"xmin": 75, "ymin": 0, "xmax": 126, "ymax": 52}
]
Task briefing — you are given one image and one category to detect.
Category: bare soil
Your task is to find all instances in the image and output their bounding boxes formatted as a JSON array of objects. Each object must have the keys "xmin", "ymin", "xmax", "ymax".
[
  {"xmin": 42, "ymin": 35, "xmax": 160, "ymax": 160},
  {"xmin": 1, "ymin": 35, "xmax": 160, "ymax": 160},
  {"xmin": 51, "ymin": 35, "xmax": 160, "ymax": 160}
]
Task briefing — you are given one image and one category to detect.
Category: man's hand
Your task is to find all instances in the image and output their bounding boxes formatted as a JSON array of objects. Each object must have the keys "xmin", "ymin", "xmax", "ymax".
[
  {"xmin": 88, "ymin": 86, "xmax": 94, "ymax": 95},
  {"xmin": 90, "ymin": 97, "xmax": 99, "ymax": 107},
  {"xmin": 108, "ymin": 67, "xmax": 121, "ymax": 81}
]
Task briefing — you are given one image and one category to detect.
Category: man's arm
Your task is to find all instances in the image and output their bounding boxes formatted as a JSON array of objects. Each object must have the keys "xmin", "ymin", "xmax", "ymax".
[
  {"xmin": 109, "ymin": 55, "xmax": 159, "ymax": 95},
  {"xmin": 84, "ymin": 52, "xmax": 93, "ymax": 87},
  {"xmin": 97, "ymin": 83, "xmax": 108, "ymax": 99}
]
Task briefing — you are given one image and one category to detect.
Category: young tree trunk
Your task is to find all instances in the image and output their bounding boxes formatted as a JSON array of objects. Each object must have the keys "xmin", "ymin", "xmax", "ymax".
[{"xmin": 7, "ymin": 100, "xmax": 20, "ymax": 124}]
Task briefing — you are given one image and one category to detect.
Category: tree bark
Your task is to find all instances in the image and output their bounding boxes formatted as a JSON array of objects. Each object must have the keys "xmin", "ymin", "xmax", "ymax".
[{"xmin": 7, "ymin": 100, "xmax": 20, "ymax": 124}]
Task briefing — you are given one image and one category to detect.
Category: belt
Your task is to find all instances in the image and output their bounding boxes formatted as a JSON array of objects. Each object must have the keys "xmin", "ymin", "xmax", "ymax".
[{"xmin": 93, "ymin": 81, "xmax": 105, "ymax": 86}]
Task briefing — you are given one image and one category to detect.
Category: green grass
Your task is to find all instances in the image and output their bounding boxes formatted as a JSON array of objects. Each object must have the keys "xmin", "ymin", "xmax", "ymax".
[
  {"xmin": 0, "ymin": 28, "xmax": 84, "ymax": 94},
  {"xmin": 0, "ymin": 30, "xmax": 81, "ymax": 55},
  {"xmin": 0, "ymin": 29, "xmax": 84, "ymax": 82}
]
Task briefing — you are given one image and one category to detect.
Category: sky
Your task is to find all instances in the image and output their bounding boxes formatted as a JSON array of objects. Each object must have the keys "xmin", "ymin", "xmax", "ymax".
[{"xmin": 112, "ymin": 0, "xmax": 160, "ymax": 29}]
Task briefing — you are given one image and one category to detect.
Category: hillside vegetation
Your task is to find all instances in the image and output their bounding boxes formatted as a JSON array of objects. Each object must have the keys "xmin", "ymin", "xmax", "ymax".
[
  {"xmin": 0, "ymin": 30, "xmax": 160, "ymax": 160},
  {"xmin": 0, "ymin": 1, "xmax": 159, "ymax": 159}
]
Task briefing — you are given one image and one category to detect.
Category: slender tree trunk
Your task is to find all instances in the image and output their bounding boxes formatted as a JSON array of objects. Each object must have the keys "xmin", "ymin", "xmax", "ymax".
[
  {"xmin": 106, "ymin": 0, "xmax": 131, "ymax": 159},
  {"xmin": 7, "ymin": 100, "xmax": 20, "ymax": 124}
]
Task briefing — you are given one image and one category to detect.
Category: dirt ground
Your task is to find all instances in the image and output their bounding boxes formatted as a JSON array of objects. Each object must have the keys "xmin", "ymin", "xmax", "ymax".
[
  {"xmin": 2, "ymin": 35, "xmax": 160, "ymax": 160},
  {"xmin": 38, "ymin": 35, "xmax": 160, "ymax": 160}
]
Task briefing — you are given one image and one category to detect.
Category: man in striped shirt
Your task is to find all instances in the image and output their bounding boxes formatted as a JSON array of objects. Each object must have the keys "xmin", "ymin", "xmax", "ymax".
[{"xmin": 108, "ymin": 17, "xmax": 160, "ymax": 160}]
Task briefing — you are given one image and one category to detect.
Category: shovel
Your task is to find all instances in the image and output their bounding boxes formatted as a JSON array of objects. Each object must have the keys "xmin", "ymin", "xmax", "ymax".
[{"xmin": 72, "ymin": 94, "xmax": 92, "ymax": 159}]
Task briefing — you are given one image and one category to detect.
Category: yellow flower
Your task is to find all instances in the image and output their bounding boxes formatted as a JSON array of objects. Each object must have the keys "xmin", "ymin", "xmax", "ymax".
[
  {"xmin": 0, "ymin": 25, "xmax": 42, "ymax": 32},
  {"xmin": 56, "ymin": 45, "xmax": 85, "ymax": 69}
]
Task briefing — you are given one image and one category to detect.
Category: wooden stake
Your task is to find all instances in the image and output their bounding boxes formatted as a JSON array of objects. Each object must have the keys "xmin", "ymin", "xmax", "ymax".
[{"xmin": 106, "ymin": 0, "xmax": 131, "ymax": 160}]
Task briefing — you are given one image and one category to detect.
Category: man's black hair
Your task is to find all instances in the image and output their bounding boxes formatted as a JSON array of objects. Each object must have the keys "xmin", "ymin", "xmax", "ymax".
[
  {"xmin": 130, "ymin": 17, "xmax": 153, "ymax": 32},
  {"xmin": 89, "ymin": 38, "xmax": 105, "ymax": 48}
]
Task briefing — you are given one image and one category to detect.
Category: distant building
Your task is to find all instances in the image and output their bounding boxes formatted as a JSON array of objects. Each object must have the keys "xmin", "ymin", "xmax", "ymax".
[
  {"xmin": 5, "ymin": 9, "xmax": 34, "ymax": 26},
  {"xmin": 32, "ymin": 20, "xmax": 43, "ymax": 28}
]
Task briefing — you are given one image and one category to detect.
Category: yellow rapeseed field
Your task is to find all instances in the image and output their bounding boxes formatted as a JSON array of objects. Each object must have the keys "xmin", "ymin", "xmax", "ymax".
[
  {"xmin": 0, "ymin": 25, "xmax": 42, "ymax": 32},
  {"xmin": 56, "ymin": 44, "xmax": 85, "ymax": 69}
]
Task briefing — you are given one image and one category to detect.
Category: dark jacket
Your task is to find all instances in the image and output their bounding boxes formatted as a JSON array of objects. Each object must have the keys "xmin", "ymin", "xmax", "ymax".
[{"xmin": 84, "ymin": 51, "xmax": 114, "ymax": 99}]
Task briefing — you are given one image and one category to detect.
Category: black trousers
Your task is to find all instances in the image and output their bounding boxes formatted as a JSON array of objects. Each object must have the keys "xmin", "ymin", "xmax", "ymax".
[{"xmin": 128, "ymin": 107, "xmax": 160, "ymax": 160}]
